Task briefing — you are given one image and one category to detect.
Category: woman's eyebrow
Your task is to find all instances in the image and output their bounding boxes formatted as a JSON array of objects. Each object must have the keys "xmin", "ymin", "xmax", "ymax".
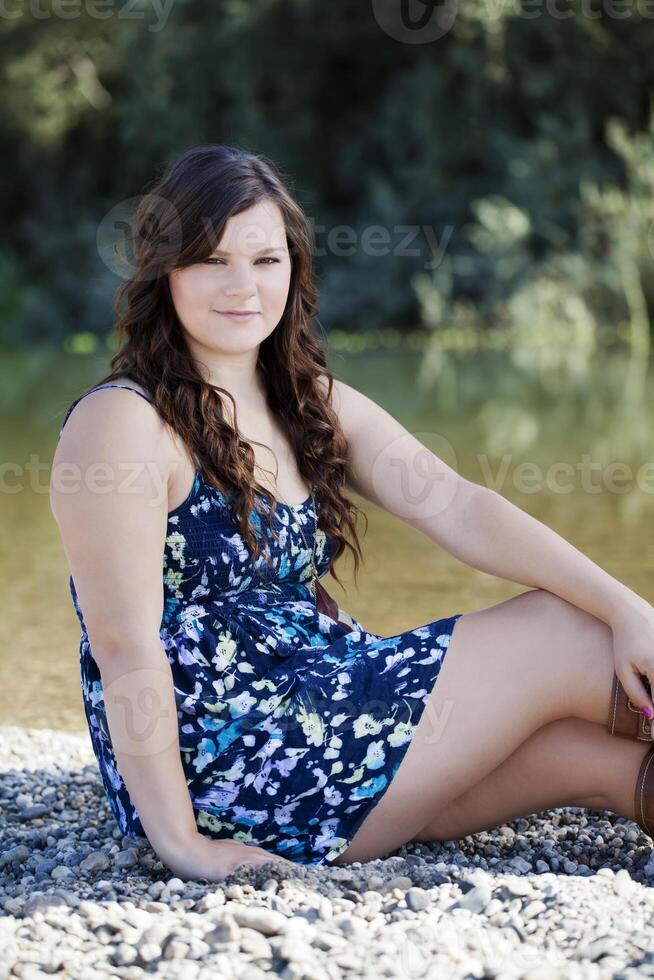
[{"xmin": 211, "ymin": 246, "xmax": 287, "ymax": 256}]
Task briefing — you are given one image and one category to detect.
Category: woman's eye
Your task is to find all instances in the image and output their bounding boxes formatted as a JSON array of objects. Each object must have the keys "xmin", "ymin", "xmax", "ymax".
[{"xmin": 204, "ymin": 257, "xmax": 280, "ymax": 265}]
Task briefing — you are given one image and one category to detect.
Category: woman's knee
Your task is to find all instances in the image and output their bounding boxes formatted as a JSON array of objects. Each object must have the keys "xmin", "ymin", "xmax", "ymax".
[
  {"xmin": 463, "ymin": 587, "xmax": 612, "ymax": 720},
  {"xmin": 521, "ymin": 588, "xmax": 608, "ymax": 638},
  {"xmin": 512, "ymin": 588, "xmax": 584, "ymax": 627},
  {"xmin": 464, "ymin": 587, "xmax": 608, "ymax": 666},
  {"xmin": 515, "ymin": 589, "xmax": 613, "ymax": 717}
]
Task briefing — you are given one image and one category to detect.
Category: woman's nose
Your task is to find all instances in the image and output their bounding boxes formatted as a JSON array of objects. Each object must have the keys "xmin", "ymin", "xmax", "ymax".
[{"xmin": 223, "ymin": 269, "xmax": 257, "ymax": 297}]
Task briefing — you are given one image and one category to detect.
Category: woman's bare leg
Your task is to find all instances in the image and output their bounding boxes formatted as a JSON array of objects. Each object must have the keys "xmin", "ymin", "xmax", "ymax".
[
  {"xmin": 411, "ymin": 716, "xmax": 651, "ymax": 842},
  {"xmin": 332, "ymin": 588, "xmax": 625, "ymax": 865}
]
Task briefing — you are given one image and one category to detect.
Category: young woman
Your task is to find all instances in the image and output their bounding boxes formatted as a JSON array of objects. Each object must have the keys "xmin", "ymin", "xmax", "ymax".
[{"xmin": 51, "ymin": 144, "xmax": 654, "ymax": 882}]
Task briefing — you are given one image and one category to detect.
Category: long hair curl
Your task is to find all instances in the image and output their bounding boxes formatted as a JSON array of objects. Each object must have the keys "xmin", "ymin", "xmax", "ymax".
[{"xmin": 85, "ymin": 144, "xmax": 367, "ymax": 592}]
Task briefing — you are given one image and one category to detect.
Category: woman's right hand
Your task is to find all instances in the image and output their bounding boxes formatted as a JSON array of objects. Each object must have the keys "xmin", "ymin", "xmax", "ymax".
[{"xmin": 162, "ymin": 832, "xmax": 295, "ymax": 882}]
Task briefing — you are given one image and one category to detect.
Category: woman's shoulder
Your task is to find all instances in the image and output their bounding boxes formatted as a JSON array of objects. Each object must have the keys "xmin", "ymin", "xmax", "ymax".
[
  {"xmin": 91, "ymin": 376, "xmax": 154, "ymax": 403},
  {"xmin": 51, "ymin": 381, "xmax": 169, "ymax": 519},
  {"xmin": 90, "ymin": 377, "xmax": 198, "ymax": 470},
  {"xmin": 57, "ymin": 377, "xmax": 156, "ymax": 438}
]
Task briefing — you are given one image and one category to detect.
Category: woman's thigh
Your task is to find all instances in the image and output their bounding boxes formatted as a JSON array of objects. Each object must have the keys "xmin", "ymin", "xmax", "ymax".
[{"xmin": 331, "ymin": 587, "xmax": 614, "ymax": 865}]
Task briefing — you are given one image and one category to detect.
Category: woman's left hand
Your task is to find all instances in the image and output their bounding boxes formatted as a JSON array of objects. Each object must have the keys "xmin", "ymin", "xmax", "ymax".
[{"xmin": 611, "ymin": 598, "xmax": 654, "ymax": 719}]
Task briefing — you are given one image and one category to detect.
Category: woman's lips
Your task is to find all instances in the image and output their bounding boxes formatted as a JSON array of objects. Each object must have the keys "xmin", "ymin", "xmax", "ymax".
[{"xmin": 214, "ymin": 311, "xmax": 260, "ymax": 322}]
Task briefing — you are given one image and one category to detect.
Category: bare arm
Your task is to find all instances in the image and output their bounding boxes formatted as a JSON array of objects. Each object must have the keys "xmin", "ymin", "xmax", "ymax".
[
  {"xmin": 329, "ymin": 377, "xmax": 652, "ymax": 632},
  {"xmin": 325, "ymin": 376, "xmax": 472, "ymax": 543},
  {"xmin": 50, "ymin": 388, "xmax": 291, "ymax": 880}
]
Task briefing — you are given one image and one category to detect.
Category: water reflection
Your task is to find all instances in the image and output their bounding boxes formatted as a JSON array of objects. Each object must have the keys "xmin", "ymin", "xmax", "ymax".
[{"xmin": 1, "ymin": 347, "xmax": 652, "ymax": 730}]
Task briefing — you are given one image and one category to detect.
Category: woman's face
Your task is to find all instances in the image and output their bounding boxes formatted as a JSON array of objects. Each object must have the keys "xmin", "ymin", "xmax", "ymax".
[{"xmin": 168, "ymin": 197, "xmax": 292, "ymax": 358}]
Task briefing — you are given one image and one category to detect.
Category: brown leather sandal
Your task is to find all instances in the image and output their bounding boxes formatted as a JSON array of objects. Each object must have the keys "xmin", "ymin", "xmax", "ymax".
[
  {"xmin": 635, "ymin": 745, "xmax": 654, "ymax": 837},
  {"xmin": 608, "ymin": 671, "xmax": 654, "ymax": 742}
]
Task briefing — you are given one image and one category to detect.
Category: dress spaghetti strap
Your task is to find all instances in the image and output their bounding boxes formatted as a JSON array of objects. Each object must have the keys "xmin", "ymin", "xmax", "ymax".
[
  {"xmin": 59, "ymin": 384, "xmax": 154, "ymax": 437},
  {"xmin": 58, "ymin": 383, "xmax": 202, "ymax": 468}
]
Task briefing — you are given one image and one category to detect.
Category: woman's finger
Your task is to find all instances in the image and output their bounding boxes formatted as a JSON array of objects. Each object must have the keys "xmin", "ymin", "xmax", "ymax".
[
  {"xmin": 230, "ymin": 858, "xmax": 276, "ymax": 876},
  {"xmin": 244, "ymin": 843, "xmax": 292, "ymax": 864},
  {"xmin": 620, "ymin": 668, "xmax": 654, "ymax": 717}
]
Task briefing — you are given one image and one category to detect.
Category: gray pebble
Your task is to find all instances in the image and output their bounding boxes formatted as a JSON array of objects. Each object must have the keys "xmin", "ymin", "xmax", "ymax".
[
  {"xmin": 114, "ymin": 848, "xmax": 139, "ymax": 869},
  {"xmin": 18, "ymin": 804, "xmax": 51, "ymax": 821},
  {"xmin": 79, "ymin": 851, "xmax": 110, "ymax": 873},
  {"xmin": 642, "ymin": 855, "xmax": 654, "ymax": 878},
  {"xmin": 508, "ymin": 856, "xmax": 532, "ymax": 873},
  {"xmin": 50, "ymin": 865, "xmax": 74, "ymax": 881},
  {"xmin": 522, "ymin": 899, "xmax": 546, "ymax": 920},
  {"xmin": 112, "ymin": 943, "xmax": 137, "ymax": 966},
  {"xmin": 0, "ymin": 844, "xmax": 31, "ymax": 868},
  {"xmin": 204, "ymin": 917, "xmax": 241, "ymax": 944},
  {"xmin": 405, "ymin": 887, "xmax": 429, "ymax": 911},
  {"xmin": 455, "ymin": 884, "xmax": 492, "ymax": 914},
  {"xmin": 230, "ymin": 905, "xmax": 287, "ymax": 935},
  {"xmin": 573, "ymin": 936, "xmax": 616, "ymax": 962},
  {"xmin": 239, "ymin": 927, "xmax": 272, "ymax": 959},
  {"xmin": 22, "ymin": 893, "xmax": 69, "ymax": 916},
  {"xmin": 162, "ymin": 938, "xmax": 190, "ymax": 960},
  {"xmin": 138, "ymin": 941, "xmax": 162, "ymax": 963}
]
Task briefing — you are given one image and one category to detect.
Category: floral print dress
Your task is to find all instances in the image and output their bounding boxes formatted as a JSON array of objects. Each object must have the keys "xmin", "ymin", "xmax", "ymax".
[{"xmin": 59, "ymin": 384, "xmax": 463, "ymax": 865}]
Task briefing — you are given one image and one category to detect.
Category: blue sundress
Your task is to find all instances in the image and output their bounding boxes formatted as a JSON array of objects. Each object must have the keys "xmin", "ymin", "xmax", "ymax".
[{"xmin": 59, "ymin": 384, "xmax": 463, "ymax": 865}]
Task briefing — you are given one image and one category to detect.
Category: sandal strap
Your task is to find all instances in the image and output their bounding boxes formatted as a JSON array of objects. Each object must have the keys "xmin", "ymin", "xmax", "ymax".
[
  {"xmin": 608, "ymin": 672, "xmax": 654, "ymax": 741},
  {"xmin": 635, "ymin": 745, "xmax": 654, "ymax": 837}
]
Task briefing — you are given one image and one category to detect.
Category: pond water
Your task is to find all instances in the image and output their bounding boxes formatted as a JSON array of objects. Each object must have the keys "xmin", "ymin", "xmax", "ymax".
[{"xmin": 2, "ymin": 346, "xmax": 653, "ymax": 730}]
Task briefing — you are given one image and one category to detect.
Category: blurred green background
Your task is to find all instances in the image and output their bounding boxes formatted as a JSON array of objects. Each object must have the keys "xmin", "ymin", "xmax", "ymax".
[{"xmin": 2, "ymin": 0, "xmax": 654, "ymax": 729}]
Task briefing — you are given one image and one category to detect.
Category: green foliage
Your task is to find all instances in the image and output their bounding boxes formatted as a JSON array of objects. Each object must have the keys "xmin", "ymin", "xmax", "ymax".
[
  {"xmin": 2, "ymin": 0, "xmax": 654, "ymax": 354},
  {"xmin": 417, "ymin": 99, "xmax": 654, "ymax": 387}
]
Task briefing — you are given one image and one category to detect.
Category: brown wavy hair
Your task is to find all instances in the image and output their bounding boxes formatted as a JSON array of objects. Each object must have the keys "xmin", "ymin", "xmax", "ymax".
[{"xmin": 85, "ymin": 143, "xmax": 367, "ymax": 592}]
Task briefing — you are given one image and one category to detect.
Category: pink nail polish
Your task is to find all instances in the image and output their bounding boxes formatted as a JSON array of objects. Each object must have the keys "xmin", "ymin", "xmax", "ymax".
[{"xmin": 642, "ymin": 706, "xmax": 652, "ymax": 719}]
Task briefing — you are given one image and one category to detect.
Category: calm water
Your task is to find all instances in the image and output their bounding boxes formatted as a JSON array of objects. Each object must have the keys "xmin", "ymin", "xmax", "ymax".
[{"xmin": 2, "ymin": 346, "xmax": 653, "ymax": 731}]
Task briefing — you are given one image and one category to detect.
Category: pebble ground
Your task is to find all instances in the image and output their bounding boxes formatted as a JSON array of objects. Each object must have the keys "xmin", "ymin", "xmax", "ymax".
[{"xmin": 1, "ymin": 726, "xmax": 653, "ymax": 980}]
